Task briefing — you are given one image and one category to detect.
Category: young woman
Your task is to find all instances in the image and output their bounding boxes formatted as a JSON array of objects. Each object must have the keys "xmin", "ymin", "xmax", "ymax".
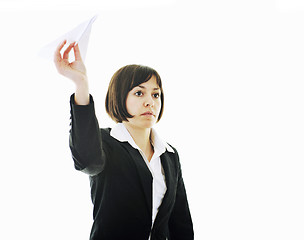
[{"xmin": 54, "ymin": 40, "xmax": 194, "ymax": 240}]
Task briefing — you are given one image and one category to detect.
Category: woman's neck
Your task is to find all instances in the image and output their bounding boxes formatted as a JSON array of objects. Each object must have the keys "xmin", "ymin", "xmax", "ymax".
[{"xmin": 123, "ymin": 122, "xmax": 154, "ymax": 161}]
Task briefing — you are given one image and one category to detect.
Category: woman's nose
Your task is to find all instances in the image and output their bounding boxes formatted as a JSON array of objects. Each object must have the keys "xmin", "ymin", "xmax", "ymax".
[{"xmin": 144, "ymin": 96, "xmax": 154, "ymax": 107}]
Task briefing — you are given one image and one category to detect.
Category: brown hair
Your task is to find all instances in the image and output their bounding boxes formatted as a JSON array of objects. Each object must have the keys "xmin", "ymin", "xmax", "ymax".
[{"xmin": 105, "ymin": 64, "xmax": 164, "ymax": 123}]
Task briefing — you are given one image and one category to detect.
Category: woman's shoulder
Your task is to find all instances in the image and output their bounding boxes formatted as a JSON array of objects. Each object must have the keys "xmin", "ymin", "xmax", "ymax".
[
  {"xmin": 100, "ymin": 127, "xmax": 111, "ymax": 135},
  {"xmin": 164, "ymin": 143, "xmax": 182, "ymax": 167},
  {"xmin": 99, "ymin": 127, "xmax": 126, "ymax": 148},
  {"xmin": 100, "ymin": 128, "xmax": 115, "ymax": 143}
]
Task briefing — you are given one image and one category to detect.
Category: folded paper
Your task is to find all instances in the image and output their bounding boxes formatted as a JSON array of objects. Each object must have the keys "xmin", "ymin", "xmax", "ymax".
[{"xmin": 39, "ymin": 15, "xmax": 98, "ymax": 62}]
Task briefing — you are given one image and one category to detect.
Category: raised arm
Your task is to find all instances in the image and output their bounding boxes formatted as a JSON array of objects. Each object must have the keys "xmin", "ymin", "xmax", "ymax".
[
  {"xmin": 54, "ymin": 40, "xmax": 89, "ymax": 105},
  {"xmin": 54, "ymin": 40, "xmax": 105, "ymax": 176}
]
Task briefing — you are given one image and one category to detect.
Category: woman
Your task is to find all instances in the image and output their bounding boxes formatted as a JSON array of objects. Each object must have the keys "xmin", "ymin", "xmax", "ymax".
[{"xmin": 54, "ymin": 40, "xmax": 194, "ymax": 240}]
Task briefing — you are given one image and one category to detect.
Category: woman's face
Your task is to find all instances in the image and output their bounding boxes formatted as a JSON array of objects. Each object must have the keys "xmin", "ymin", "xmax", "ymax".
[{"xmin": 124, "ymin": 75, "xmax": 162, "ymax": 130}]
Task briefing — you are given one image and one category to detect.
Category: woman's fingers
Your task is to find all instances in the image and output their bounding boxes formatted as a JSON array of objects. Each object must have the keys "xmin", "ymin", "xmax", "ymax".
[
  {"xmin": 73, "ymin": 43, "xmax": 83, "ymax": 61},
  {"xmin": 54, "ymin": 40, "xmax": 82, "ymax": 62},
  {"xmin": 54, "ymin": 39, "xmax": 67, "ymax": 62},
  {"xmin": 63, "ymin": 42, "xmax": 76, "ymax": 60},
  {"xmin": 53, "ymin": 40, "xmax": 87, "ymax": 82}
]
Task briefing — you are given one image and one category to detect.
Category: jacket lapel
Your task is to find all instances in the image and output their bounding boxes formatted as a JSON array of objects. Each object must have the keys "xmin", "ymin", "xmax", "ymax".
[
  {"xmin": 152, "ymin": 152, "xmax": 177, "ymax": 228},
  {"xmin": 119, "ymin": 142, "xmax": 178, "ymax": 231},
  {"xmin": 161, "ymin": 152, "xmax": 175, "ymax": 203},
  {"xmin": 121, "ymin": 142, "xmax": 153, "ymax": 215}
]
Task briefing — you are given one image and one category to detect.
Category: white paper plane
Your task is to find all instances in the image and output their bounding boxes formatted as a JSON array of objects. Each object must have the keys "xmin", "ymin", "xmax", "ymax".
[{"xmin": 39, "ymin": 15, "xmax": 98, "ymax": 62}]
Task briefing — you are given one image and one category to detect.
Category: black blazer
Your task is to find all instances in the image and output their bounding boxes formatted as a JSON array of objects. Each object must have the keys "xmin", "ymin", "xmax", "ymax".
[{"xmin": 69, "ymin": 94, "xmax": 194, "ymax": 240}]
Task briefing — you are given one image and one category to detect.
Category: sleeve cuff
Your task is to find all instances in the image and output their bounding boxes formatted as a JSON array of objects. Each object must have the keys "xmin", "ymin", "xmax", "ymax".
[
  {"xmin": 70, "ymin": 93, "xmax": 94, "ymax": 106},
  {"xmin": 70, "ymin": 93, "xmax": 96, "ymax": 124}
]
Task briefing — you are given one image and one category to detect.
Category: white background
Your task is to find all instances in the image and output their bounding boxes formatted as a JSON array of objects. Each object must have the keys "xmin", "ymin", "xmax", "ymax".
[{"xmin": 1, "ymin": 0, "xmax": 304, "ymax": 239}]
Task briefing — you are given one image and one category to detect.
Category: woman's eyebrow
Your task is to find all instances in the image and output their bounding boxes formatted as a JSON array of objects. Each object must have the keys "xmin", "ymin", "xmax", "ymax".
[{"xmin": 137, "ymin": 85, "xmax": 160, "ymax": 90}]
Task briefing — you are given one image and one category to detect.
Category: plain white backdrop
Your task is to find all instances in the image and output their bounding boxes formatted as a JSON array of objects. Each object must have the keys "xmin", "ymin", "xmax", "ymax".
[{"xmin": 1, "ymin": 0, "xmax": 304, "ymax": 239}]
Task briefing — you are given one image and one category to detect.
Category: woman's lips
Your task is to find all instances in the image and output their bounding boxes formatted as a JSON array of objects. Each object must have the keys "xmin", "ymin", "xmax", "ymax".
[{"xmin": 141, "ymin": 111, "xmax": 154, "ymax": 116}]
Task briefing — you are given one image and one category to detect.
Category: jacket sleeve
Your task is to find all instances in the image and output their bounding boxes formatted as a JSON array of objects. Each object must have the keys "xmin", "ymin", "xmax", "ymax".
[
  {"xmin": 69, "ymin": 94, "xmax": 106, "ymax": 176},
  {"xmin": 168, "ymin": 150, "xmax": 194, "ymax": 240}
]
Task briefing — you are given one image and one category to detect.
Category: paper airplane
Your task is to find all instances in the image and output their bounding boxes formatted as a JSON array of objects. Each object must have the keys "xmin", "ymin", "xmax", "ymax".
[{"xmin": 39, "ymin": 15, "xmax": 98, "ymax": 62}]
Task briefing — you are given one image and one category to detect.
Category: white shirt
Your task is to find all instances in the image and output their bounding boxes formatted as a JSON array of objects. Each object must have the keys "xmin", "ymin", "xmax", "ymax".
[{"xmin": 110, "ymin": 123, "xmax": 174, "ymax": 229}]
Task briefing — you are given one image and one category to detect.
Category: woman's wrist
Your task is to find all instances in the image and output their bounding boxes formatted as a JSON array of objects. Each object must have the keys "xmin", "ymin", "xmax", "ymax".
[{"xmin": 75, "ymin": 78, "xmax": 90, "ymax": 105}]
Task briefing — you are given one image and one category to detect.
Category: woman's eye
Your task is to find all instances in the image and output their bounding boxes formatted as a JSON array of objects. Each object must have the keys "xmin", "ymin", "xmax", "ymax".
[
  {"xmin": 153, "ymin": 93, "xmax": 160, "ymax": 98},
  {"xmin": 135, "ymin": 91, "xmax": 143, "ymax": 96}
]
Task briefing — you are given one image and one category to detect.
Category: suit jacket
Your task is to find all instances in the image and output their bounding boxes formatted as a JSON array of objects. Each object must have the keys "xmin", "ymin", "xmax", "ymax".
[{"xmin": 69, "ymin": 94, "xmax": 194, "ymax": 240}]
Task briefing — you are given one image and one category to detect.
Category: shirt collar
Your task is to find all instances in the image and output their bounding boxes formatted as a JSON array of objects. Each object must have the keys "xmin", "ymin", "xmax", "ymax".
[{"xmin": 110, "ymin": 123, "xmax": 174, "ymax": 154}]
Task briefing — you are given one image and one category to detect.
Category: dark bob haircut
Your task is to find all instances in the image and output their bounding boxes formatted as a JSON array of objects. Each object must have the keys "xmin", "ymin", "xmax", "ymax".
[{"xmin": 105, "ymin": 64, "xmax": 164, "ymax": 123}]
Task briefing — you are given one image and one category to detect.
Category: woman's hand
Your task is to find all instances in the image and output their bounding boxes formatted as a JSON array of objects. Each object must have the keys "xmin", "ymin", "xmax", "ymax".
[
  {"xmin": 54, "ymin": 40, "xmax": 87, "ymax": 84},
  {"xmin": 54, "ymin": 40, "xmax": 90, "ymax": 105}
]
